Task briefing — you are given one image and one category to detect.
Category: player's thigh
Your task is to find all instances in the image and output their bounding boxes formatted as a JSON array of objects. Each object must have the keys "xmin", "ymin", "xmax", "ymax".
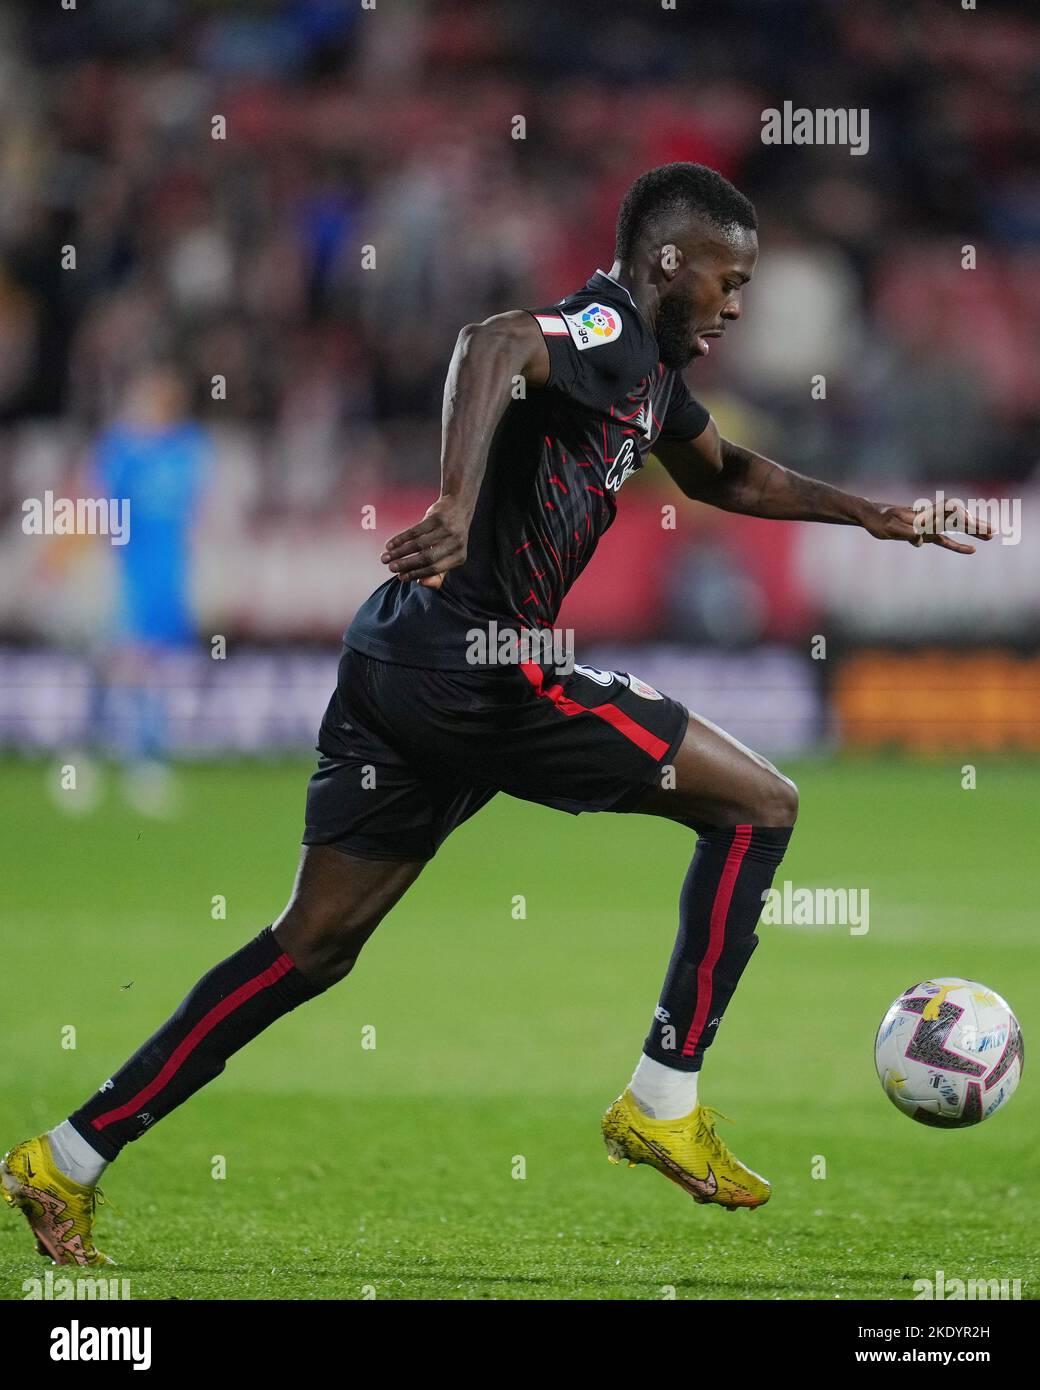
[
  {"xmin": 284, "ymin": 649, "xmax": 495, "ymax": 981},
  {"xmin": 633, "ymin": 709, "xmax": 798, "ymax": 829},
  {"xmin": 304, "ymin": 645, "xmax": 496, "ymax": 865}
]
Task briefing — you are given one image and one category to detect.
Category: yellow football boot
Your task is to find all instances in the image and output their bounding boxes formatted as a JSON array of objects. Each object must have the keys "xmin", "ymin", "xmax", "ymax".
[
  {"xmin": 2, "ymin": 1135, "xmax": 114, "ymax": 1266},
  {"xmin": 602, "ymin": 1088, "xmax": 770, "ymax": 1211}
]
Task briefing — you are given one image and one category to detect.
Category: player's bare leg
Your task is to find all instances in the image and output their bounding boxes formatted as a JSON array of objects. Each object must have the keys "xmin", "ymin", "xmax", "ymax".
[
  {"xmin": 273, "ymin": 846, "xmax": 425, "ymax": 986},
  {"xmin": 602, "ymin": 710, "xmax": 797, "ymax": 1211},
  {"xmin": 2, "ymin": 846, "xmax": 424, "ymax": 1264},
  {"xmin": 635, "ymin": 709, "xmax": 799, "ymax": 831}
]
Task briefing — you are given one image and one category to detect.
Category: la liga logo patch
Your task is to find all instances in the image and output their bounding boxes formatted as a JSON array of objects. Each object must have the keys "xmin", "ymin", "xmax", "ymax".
[{"xmin": 564, "ymin": 302, "xmax": 622, "ymax": 350}]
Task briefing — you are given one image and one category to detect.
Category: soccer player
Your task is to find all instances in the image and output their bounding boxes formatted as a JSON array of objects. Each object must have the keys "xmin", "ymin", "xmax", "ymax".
[{"xmin": 3, "ymin": 163, "xmax": 991, "ymax": 1264}]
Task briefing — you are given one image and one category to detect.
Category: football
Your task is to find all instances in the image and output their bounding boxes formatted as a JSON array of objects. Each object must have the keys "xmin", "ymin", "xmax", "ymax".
[{"xmin": 874, "ymin": 977, "xmax": 1024, "ymax": 1127}]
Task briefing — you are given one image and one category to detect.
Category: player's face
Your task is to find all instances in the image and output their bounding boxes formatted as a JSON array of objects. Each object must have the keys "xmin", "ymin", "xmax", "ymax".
[{"xmin": 657, "ymin": 227, "xmax": 758, "ymax": 370}]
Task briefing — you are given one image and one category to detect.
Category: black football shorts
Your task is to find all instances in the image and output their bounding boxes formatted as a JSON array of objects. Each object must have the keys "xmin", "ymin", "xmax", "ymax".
[{"xmin": 303, "ymin": 646, "xmax": 689, "ymax": 861}]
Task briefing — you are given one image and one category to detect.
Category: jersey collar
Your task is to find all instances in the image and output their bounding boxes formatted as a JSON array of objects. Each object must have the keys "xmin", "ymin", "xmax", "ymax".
[{"xmin": 588, "ymin": 269, "xmax": 655, "ymax": 336}]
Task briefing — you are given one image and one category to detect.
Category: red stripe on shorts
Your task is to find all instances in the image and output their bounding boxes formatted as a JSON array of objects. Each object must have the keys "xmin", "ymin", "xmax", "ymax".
[{"xmin": 519, "ymin": 661, "xmax": 670, "ymax": 761}]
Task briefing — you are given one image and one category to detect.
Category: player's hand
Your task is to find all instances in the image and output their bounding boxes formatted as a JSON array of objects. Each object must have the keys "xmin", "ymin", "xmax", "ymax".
[
  {"xmin": 380, "ymin": 496, "xmax": 471, "ymax": 588},
  {"xmin": 866, "ymin": 502, "xmax": 995, "ymax": 555}
]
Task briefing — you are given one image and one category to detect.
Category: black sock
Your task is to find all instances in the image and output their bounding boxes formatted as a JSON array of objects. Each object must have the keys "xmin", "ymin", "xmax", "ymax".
[
  {"xmin": 68, "ymin": 926, "xmax": 324, "ymax": 1161},
  {"xmin": 642, "ymin": 825, "xmax": 792, "ymax": 1072}
]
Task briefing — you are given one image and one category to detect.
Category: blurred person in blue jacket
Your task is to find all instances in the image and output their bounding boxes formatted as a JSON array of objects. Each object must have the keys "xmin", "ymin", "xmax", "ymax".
[{"xmin": 93, "ymin": 363, "xmax": 211, "ymax": 813}]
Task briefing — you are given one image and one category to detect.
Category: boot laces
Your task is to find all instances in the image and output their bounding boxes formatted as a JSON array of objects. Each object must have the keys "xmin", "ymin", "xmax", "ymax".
[{"xmin": 694, "ymin": 1106, "xmax": 738, "ymax": 1165}]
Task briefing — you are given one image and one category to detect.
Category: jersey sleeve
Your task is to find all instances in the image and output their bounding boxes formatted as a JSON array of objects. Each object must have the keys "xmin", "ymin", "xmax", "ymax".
[
  {"xmin": 657, "ymin": 373, "xmax": 711, "ymax": 442},
  {"xmin": 527, "ymin": 299, "xmax": 649, "ymax": 413}
]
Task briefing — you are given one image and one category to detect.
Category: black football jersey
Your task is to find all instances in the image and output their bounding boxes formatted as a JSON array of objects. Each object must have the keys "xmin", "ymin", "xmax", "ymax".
[{"xmin": 345, "ymin": 270, "xmax": 711, "ymax": 669}]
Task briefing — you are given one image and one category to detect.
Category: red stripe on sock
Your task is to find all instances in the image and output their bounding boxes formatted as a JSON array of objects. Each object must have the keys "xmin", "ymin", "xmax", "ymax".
[
  {"xmin": 681, "ymin": 826, "xmax": 753, "ymax": 1058},
  {"xmin": 519, "ymin": 661, "xmax": 669, "ymax": 760},
  {"xmin": 90, "ymin": 953, "xmax": 296, "ymax": 1134}
]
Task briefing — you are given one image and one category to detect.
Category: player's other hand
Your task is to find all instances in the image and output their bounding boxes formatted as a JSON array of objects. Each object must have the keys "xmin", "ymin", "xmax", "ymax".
[
  {"xmin": 380, "ymin": 496, "xmax": 470, "ymax": 588},
  {"xmin": 867, "ymin": 501, "xmax": 995, "ymax": 555}
]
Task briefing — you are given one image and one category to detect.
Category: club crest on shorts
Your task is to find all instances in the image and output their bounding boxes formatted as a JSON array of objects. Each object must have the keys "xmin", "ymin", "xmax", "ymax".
[{"xmin": 626, "ymin": 673, "xmax": 663, "ymax": 700}]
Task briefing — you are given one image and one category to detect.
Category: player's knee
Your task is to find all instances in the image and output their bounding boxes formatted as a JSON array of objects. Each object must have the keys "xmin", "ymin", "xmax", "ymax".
[
  {"xmin": 759, "ymin": 773, "xmax": 798, "ymax": 828},
  {"xmin": 275, "ymin": 900, "xmax": 381, "ymax": 987},
  {"xmin": 735, "ymin": 771, "xmax": 798, "ymax": 828},
  {"xmin": 302, "ymin": 935, "xmax": 365, "ymax": 987}
]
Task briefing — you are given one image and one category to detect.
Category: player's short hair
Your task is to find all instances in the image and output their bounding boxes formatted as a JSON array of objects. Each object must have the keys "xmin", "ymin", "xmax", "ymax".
[{"xmin": 614, "ymin": 162, "xmax": 757, "ymax": 260}]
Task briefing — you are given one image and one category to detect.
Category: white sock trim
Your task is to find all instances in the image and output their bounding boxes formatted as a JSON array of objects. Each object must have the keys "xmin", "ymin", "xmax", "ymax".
[
  {"xmin": 629, "ymin": 1054, "xmax": 700, "ymax": 1121},
  {"xmin": 47, "ymin": 1121, "xmax": 109, "ymax": 1188}
]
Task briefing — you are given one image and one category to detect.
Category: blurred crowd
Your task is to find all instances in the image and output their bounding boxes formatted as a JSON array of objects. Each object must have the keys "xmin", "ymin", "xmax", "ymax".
[{"xmin": 0, "ymin": 0, "xmax": 1038, "ymax": 522}]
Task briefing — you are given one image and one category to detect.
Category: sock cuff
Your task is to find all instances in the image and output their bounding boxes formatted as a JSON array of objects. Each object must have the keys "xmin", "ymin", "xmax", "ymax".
[
  {"xmin": 256, "ymin": 925, "xmax": 328, "ymax": 1002},
  {"xmin": 695, "ymin": 822, "xmax": 792, "ymax": 859},
  {"xmin": 639, "ymin": 1047, "xmax": 702, "ymax": 1074},
  {"xmin": 66, "ymin": 1113, "xmax": 121, "ymax": 1163},
  {"xmin": 741, "ymin": 824, "xmax": 794, "ymax": 867}
]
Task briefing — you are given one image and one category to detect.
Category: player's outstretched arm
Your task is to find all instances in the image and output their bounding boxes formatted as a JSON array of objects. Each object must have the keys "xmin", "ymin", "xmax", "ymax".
[
  {"xmin": 654, "ymin": 418, "xmax": 994, "ymax": 555},
  {"xmin": 380, "ymin": 311, "xmax": 550, "ymax": 587}
]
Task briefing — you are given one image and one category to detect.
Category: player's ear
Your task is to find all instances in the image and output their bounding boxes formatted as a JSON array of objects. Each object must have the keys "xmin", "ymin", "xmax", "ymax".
[{"xmin": 660, "ymin": 243, "xmax": 683, "ymax": 279}]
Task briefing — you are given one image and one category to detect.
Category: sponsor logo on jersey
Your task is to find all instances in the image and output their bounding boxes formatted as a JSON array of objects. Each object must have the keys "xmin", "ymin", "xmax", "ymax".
[
  {"xmin": 605, "ymin": 438, "xmax": 641, "ymax": 492},
  {"xmin": 563, "ymin": 302, "xmax": 622, "ymax": 350},
  {"xmin": 626, "ymin": 673, "xmax": 663, "ymax": 700}
]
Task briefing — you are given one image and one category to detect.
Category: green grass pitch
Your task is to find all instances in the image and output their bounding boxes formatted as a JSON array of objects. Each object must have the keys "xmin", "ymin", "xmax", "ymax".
[{"xmin": 1, "ymin": 754, "xmax": 1036, "ymax": 1300}]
